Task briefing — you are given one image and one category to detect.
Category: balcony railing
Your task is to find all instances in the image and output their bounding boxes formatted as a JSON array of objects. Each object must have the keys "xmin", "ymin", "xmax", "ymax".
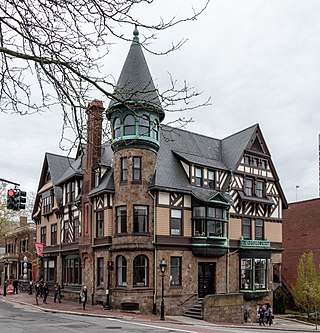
[{"xmin": 239, "ymin": 237, "xmax": 270, "ymax": 249}]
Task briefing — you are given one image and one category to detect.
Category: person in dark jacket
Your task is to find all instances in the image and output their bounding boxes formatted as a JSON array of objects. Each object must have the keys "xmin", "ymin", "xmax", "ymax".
[
  {"xmin": 53, "ymin": 282, "xmax": 61, "ymax": 303},
  {"xmin": 258, "ymin": 304, "xmax": 266, "ymax": 326},
  {"xmin": 79, "ymin": 286, "xmax": 88, "ymax": 310},
  {"xmin": 13, "ymin": 280, "xmax": 19, "ymax": 294},
  {"xmin": 42, "ymin": 282, "xmax": 49, "ymax": 304}
]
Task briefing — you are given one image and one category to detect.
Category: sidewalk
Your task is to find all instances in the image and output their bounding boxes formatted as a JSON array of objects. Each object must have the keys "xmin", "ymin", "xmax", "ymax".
[{"xmin": 1, "ymin": 292, "xmax": 319, "ymax": 332}]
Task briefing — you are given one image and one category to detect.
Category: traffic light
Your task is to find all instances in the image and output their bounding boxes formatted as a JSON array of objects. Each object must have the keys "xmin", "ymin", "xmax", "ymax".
[
  {"xmin": 7, "ymin": 189, "xmax": 19, "ymax": 210},
  {"xmin": 18, "ymin": 190, "xmax": 27, "ymax": 209},
  {"xmin": 6, "ymin": 188, "xmax": 27, "ymax": 210},
  {"xmin": 107, "ymin": 260, "xmax": 114, "ymax": 271}
]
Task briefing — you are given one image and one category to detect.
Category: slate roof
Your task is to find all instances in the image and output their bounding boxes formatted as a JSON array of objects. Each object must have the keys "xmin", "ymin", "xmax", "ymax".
[
  {"xmin": 88, "ymin": 145, "xmax": 115, "ymax": 197},
  {"xmin": 108, "ymin": 27, "xmax": 164, "ymax": 120},
  {"xmin": 221, "ymin": 124, "xmax": 258, "ymax": 170},
  {"xmin": 56, "ymin": 152, "xmax": 86, "ymax": 185},
  {"xmin": 40, "ymin": 123, "xmax": 273, "ymax": 207},
  {"xmin": 33, "ymin": 153, "xmax": 74, "ymax": 217},
  {"xmin": 150, "ymin": 124, "xmax": 258, "ymax": 195}
]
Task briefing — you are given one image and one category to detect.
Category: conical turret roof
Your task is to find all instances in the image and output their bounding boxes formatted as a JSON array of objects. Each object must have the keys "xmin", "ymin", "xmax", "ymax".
[{"xmin": 108, "ymin": 26, "xmax": 164, "ymax": 120}]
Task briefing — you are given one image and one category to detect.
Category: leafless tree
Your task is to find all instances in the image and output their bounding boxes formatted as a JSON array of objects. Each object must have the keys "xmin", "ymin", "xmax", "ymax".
[{"xmin": 0, "ymin": 0, "xmax": 210, "ymax": 151}]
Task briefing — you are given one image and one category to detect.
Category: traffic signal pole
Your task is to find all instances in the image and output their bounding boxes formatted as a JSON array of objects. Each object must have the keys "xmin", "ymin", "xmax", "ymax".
[
  {"xmin": 0, "ymin": 178, "xmax": 20, "ymax": 187},
  {"xmin": 1, "ymin": 178, "xmax": 27, "ymax": 210}
]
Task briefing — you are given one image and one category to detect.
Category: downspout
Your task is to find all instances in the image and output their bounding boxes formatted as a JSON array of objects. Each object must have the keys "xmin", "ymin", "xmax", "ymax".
[
  {"xmin": 226, "ymin": 209, "xmax": 230, "ymax": 293},
  {"xmin": 149, "ymin": 190, "xmax": 157, "ymax": 315},
  {"xmin": 90, "ymin": 197, "xmax": 95, "ymax": 306},
  {"xmin": 226, "ymin": 170, "xmax": 234, "ymax": 293}
]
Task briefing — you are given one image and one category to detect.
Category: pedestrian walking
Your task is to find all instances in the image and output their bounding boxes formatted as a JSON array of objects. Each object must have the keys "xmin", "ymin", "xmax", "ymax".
[
  {"xmin": 13, "ymin": 280, "xmax": 19, "ymax": 294},
  {"xmin": 258, "ymin": 304, "xmax": 266, "ymax": 326},
  {"xmin": 53, "ymin": 282, "xmax": 61, "ymax": 303},
  {"xmin": 35, "ymin": 280, "xmax": 40, "ymax": 297},
  {"xmin": 80, "ymin": 286, "xmax": 88, "ymax": 310},
  {"xmin": 42, "ymin": 282, "xmax": 49, "ymax": 304},
  {"xmin": 28, "ymin": 281, "xmax": 33, "ymax": 295},
  {"xmin": 266, "ymin": 303, "xmax": 273, "ymax": 326}
]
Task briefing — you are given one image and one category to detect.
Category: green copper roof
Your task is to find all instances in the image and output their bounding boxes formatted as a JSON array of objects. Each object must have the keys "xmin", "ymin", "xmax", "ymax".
[{"xmin": 108, "ymin": 26, "xmax": 164, "ymax": 120}]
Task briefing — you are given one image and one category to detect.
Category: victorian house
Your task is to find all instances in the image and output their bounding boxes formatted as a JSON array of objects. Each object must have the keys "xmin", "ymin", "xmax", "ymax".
[{"xmin": 32, "ymin": 27, "xmax": 287, "ymax": 321}]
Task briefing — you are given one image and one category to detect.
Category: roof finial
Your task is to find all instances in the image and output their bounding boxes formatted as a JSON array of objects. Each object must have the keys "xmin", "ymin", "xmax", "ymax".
[{"xmin": 133, "ymin": 24, "xmax": 139, "ymax": 44}]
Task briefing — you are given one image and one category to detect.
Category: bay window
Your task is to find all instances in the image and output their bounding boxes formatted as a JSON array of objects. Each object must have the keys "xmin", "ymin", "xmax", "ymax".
[
  {"xmin": 240, "ymin": 257, "xmax": 268, "ymax": 291},
  {"xmin": 193, "ymin": 206, "xmax": 228, "ymax": 237}
]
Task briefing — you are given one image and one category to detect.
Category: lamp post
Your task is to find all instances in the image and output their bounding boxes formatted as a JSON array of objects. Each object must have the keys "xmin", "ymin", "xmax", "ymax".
[
  {"xmin": 3, "ymin": 259, "xmax": 8, "ymax": 297},
  {"xmin": 159, "ymin": 258, "xmax": 167, "ymax": 321},
  {"xmin": 104, "ymin": 260, "xmax": 114, "ymax": 310}
]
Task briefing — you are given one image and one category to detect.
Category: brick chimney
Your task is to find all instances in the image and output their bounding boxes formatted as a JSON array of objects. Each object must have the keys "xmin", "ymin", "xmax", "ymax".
[
  {"xmin": 80, "ymin": 100, "xmax": 104, "ymax": 244},
  {"xmin": 86, "ymin": 100, "xmax": 104, "ymax": 168}
]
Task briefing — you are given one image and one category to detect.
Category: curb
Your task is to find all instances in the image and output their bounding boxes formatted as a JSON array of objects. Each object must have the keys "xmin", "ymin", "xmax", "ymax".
[{"xmin": 2, "ymin": 296, "xmax": 319, "ymax": 332}]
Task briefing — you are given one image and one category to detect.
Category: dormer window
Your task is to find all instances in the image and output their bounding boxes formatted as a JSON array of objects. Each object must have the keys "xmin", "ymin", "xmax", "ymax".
[
  {"xmin": 208, "ymin": 170, "xmax": 215, "ymax": 189},
  {"xmin": 124, "ymin": 114, "xmax": 135, "ymax": 135},
  {"xmin": 195, "ymin": 167, "xmax": 203, "ymax": 187}
]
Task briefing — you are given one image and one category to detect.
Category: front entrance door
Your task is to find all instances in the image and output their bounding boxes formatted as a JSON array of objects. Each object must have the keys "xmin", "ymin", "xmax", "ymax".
[{"xmin": 198, "ymin": 262, "xmax": 215, "ymax": 298}]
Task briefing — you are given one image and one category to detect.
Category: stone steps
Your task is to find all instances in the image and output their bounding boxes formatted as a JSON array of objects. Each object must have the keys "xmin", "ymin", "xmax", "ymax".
[{"xmin": 183, "ymin": 299, "xmax": 203, "ymax": 320}]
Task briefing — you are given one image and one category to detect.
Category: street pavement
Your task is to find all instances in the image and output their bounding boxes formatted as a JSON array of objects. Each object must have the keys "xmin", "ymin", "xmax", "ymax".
[{"xmin": 1, "ymin": 291, "xmax": 318, "ymax": 332}]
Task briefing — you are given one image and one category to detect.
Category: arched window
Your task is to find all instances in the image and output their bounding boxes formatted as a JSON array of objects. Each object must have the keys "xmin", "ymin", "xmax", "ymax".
[
  {"xmin": 139, "ymin": 115, "xmax": 150, "ymax": 137},
  {"xmin": 113, "ymin": 117, "xmax": 121, "ymax": 138},
  {"xmin": 124, "ymin": 114, "xmax": 135, "ymax": 136},
  {"xmin": 151, "ymin": 120, "xmax": 159, "ymax": 140},
  {"xmin": 133, "ymin": 255, "xmax": 148, "ymax": 287},
  {"xmin": 116, "ymin": 255, "xmax": 127, "ymax": 287}
]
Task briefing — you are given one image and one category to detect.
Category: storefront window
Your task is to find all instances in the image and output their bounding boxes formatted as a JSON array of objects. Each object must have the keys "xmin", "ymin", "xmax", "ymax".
[{"xmin": 240, "ymin": 257, "xmax": 268, "ymax": 291}]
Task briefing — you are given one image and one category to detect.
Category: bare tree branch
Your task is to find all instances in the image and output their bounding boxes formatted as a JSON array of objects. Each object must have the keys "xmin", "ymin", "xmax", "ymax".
[{"xmin": 0, "ymin": 0, "xmax": 211, "ymax": 151}]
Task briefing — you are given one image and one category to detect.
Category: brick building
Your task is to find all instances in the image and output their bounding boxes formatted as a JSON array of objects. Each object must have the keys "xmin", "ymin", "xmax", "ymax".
[
  {"xmin": 282, "ymin": 198, "xmax": 320, "ymax": 289},
  {"xmin": 0, "ymin": 216, "xmax": 36, "ymax": 286},
  {"xmin": 32, "ymin": 27, "xmax": 287, "ymax": 321}
]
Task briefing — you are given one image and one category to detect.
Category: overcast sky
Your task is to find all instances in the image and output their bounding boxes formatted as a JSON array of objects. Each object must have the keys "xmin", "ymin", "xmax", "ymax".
[{"xmin": 1, "ymin": 0, "xmax": 320, "ymax": 204}]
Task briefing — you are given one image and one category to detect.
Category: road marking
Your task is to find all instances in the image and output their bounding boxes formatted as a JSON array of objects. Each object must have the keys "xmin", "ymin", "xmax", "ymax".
[{"xmin": 105, "ymin": 317, "xmax": 236, "ymax": 333}]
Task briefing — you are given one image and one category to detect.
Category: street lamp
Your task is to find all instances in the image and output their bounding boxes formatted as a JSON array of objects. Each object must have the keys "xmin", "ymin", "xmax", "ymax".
[
  {"xmin": 3, "ymin": 259, "xmax": 8, "ymax": 297},
  {"xmin": 104, "ymin": 260, "xmax": 114, "ymax": 310},
  {"xmin": 159, "ymin": 258, "xmax": 167, "ymax": 321}
]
